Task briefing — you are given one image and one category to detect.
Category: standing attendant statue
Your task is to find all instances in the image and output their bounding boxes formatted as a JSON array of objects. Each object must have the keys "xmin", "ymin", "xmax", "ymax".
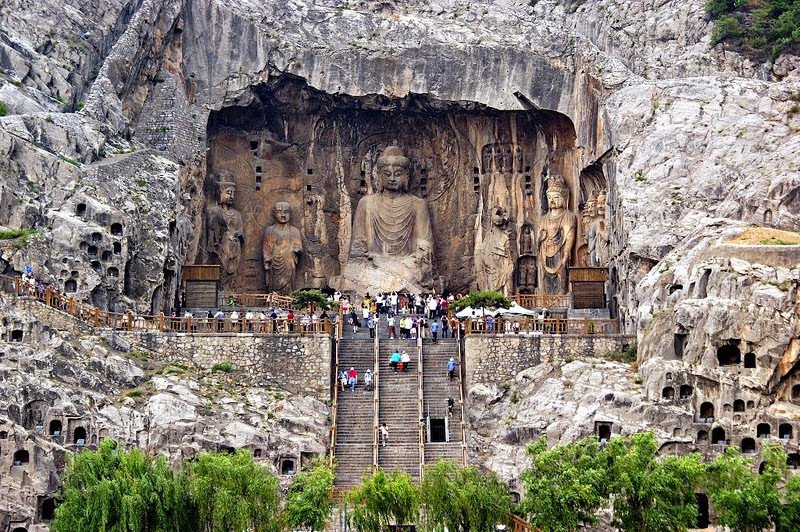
[
  {"xmin": 205, "ymin": 173, "xmax": 244, "ymax": 279},
  {"xmin": 476, "ymin": 205, "xmax": 514, "ymax": 293},
  {"xmin": 262, "ymin": 201, "xmax": 303, "ymax": 293},
  {"xmin": 538, "ymin": 176, "xmax": 577, "ymax": 294}
]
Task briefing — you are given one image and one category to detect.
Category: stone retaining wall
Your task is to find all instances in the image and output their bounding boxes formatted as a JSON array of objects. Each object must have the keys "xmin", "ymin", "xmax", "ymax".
[
  {"xmin": 464, "ymin": 334, "xmax": 636, "ymax": 387},
  {"xmin": 20, "ymin": 299, "xmax": 332, "ymax": 399},
  {"xmin": 120, "ymin": 332, "xmax": 332, "ymax": 399}
]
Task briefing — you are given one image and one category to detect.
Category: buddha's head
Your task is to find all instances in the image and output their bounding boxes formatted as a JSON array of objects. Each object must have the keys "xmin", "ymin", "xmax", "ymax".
[
  {"xmin": 218, "ymin": 171, "xmax": 236, "ymax": 206},
  {"xmin": 491, "ymin": 206, "xmax": 507, "ymax": 227},
  {"xmin": 545, "ymin": 176, "xmax": 569, "ymax": 211},
  {"xmin": 274, "ymin": 201, "xmax": 292, "ymax": 224},
  {"xmin": 595, "ymin": 192, "xmax": 607, "ymax": 217},
  {"xmin": 376, "ymin": 146, "xmax": 411, "ymax": 193}
]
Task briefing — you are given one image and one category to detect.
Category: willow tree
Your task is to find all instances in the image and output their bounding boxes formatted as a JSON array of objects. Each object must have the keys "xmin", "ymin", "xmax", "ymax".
[
  {"xmin": 188, "ymin": 449, "xmax": 281, "ymax": 532},
  {"xmin": 520, "ymin": 436, "xmax": 611, "ymax": 532},
  {"xmin": 422, "ymin": 460, "xmax": 513, "ymax": 531},
  {"xmin": 346, "ymin": 469, "xmax": 420, "ymax": 531},
  {"xmin": 51, "ymin": 439, "xmax": 192, "ymax": 532},
  {"xmin": 283, "ymin": 459, "xmax": 335, "ymax": 531}
]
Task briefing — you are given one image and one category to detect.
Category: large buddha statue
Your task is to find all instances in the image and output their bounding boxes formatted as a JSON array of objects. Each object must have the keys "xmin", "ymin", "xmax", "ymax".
[
  {"xmin": 538, "ymin": 176, "xmax": 577, "ymax": 294},
  {"xmin": 262, "ymin": 201, "xmax": 303, "ymax": 293},
  {"xmin": 341, "ymin": 146, "xmax": 434, "ymax": 293},
  {"xmin": 204, "ymin": 173, "xmax": 244, "ymax": 281}
]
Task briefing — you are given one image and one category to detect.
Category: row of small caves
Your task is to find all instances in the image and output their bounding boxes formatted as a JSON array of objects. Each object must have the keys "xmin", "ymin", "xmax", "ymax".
[
  {"xmin": 61, "ymin": 203, "xmax": 126, "ymax": 293},
  {"xmin": 3, "ymin": 405, "xmax": 314, "ymax": 528},
  {"xmin": 655, "ymin": 340, "xmax": 800, "ymax": 468}
]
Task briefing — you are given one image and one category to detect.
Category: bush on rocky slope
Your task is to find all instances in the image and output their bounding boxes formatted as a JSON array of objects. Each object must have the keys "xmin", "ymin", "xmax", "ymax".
[{"xmin": 707, "ymin": 0, "xmax": 800, "ymax": 60}]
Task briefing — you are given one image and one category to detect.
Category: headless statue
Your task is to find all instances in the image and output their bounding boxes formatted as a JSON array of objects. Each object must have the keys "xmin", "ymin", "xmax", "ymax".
[{"xmin": 262, "ymin": 201, "xmax": 303, "ymax": 293}]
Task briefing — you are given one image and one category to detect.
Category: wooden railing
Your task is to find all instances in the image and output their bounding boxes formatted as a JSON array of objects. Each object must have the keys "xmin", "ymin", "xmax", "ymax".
[
  {"xmin": 466, "ymin": 317, "xmax": 620, "ymax": 335},
  {"xmin": 509, "ymin": 294, "xmax": 571, "ymax": 310},
  {"xmin": 4, "ymin": 274, "xmax": 331, "ymax": 336},
  {"xmin": 220, "ymin": 292, "xmax": 294, "ymax": 309}
]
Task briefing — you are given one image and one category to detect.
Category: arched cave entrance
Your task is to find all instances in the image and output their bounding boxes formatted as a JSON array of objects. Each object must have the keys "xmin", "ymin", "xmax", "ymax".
[
  {"xmin": 699, "ymin": 402, "xmax": 714, "ymax": 422},
  {"xmin": 744, "ymin": 352, "xmax": 756, "ymax": 368},
  {"xmin": 757, "ymin": 423, "xmax": 771, "ymax": 438},
  {"xmin": 695, "ymin": 493, "xmax": 710, "ymax": 529},
  {"xmin": 733, "ymin": 399, "xmax": 745, "ymax": 413},
  {"xmin": 49, "ymin": 420, "xmax": 62, "ymax": 436},
  {"xmin": 717, "ymin": 344, "xmax": 741, "ymax": 366},
  {"xmin": 73, "ymin": 426, "xmax": 87, "ymax": 444},
  {"xmin": 40, "ymin": 497, "xmax": 57, "ymax": 520},
  {"xmin": 661, "ymin": 387, "xmax": 675, "ymax": 400},
  {"xmin": 696, "ymin": 430, "xmax": 708, "ymax": 443},
  {"xmin": 712, "ymin": 427, "xmax": 726, "ymax": 445},
  {"xmin": 740, "ymin": 437, "xmax": 756, "ymax": 454},
  {"xmin": 13, "ymin": 449, "xmax": 30, "ymax": 464},
  {"xmin": 788, "ymin": 453, "xmax": 800, "ymax": 469},
  {"xmin": 679, "ymin": 384, "xmax": 693, "ymax": 399},
  {"xmin": 779, "ymin": 423, "xmax": 793, "ymax": 440}
]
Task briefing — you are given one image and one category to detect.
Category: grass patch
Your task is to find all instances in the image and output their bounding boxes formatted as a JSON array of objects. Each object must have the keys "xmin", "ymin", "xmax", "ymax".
[
  {"xmin": 0, "ymin": 228, "xmax": 35, "ymax": 240},
  {"xmin": 605, "ymin": 344, "xmax": 638, "ymax": 364},
  {"xmin": 211, "ymin": 361, "xmax": 233, "ymax": 373},
  {"xmin": 0, "ymin": 101, "xmax": 7, "ymax": 117},
  {"xmin": 728, "ymin": 227, "xmax": 800, "ymax": 245},
  {"xmin": 59, "ymin": 155, "xmax": 80, "ymax": 167}
]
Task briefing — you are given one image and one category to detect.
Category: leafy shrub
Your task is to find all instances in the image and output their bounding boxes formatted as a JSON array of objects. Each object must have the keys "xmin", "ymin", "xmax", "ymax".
[
  {"xmin": 211, "ymin": 361, "xmax": 233, "ymax": 373},
  {"xmin": 706, "ymin": 0, "xmax": 800, "ymax": 61}
]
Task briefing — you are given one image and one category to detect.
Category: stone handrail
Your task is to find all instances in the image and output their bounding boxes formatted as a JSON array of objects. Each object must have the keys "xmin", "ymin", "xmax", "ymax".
[
  {"xmin": 4, "ymin": 274, "xmax": 331, "ymax": 336},
  {"xmin": 416, "ymin": 324, "xmax": 425, "ymax": 481},
  {"xmin": 372, "ymin": 325, "xmax": 380, "ymax": 473},
  {"xmin": 329, "ymin": 322, "xmax": 341, "ymax": 469},
  {"xmin": 456, "ymin": 332, "xmax": 468, "ymax": 467},
  {"xmin": 465, "ymin": 317, "xmax": 620, "ymax": 335}
]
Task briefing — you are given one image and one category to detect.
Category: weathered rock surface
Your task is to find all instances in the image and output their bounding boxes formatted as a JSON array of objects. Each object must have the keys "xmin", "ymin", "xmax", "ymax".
[{"xmin": 0, "ymin": 0, "xmax": 798, "ymax": 527}]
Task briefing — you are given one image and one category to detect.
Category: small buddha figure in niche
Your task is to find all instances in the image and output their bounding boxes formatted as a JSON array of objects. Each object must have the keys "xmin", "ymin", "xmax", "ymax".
[
  {"xmin": 538, "ymin": 176, "xmax": 577, "ymax": 294},
  {"xmin": 351, "ymin": 146, "xmax": 434, "ymax": 270},
  {"xmin": 205, "ymin": 173, "xmax": 244, "ymax": 279},
  {"xmin": 262, "ymin": 201, "xmax": 303, "ymax": 293},
  {"xmin": 477, "ymin": 206, "xmax": 514, "ymax": 293}
]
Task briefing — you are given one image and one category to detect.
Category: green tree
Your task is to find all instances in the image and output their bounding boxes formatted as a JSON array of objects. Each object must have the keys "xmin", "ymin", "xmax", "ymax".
[
  {"xmin": 291, "ymin": 288, "xmax": 331, "ymax": 311},
  {"xmin": 283, "ymin": 459, "xmax": 335, "ymax": 531},
  {"xmin": 779, "ymin": 474, "xmax": 800, "ymax": 531},
  {"xmin": 705, "ymin": 443, "xmax": 784, "ymax": 532},
  {"xmin": 188, "ymin": 449, "xmax": 280, "ymax": 532},
  {"xmin": 51, "ymin": 439, "xmax": 192, "ymax": 532},
  {"xmin": 421, "ymin": 460, "xmax": 513, "ymax": 531},
  {"xmin": 520, "ymin": 436, "xmax": 611, "ymax": 532},
  {"xmin": 346, "ymin": 469, "xmax": 420, "ymax": 531},
  {"xmin": 605, "ymin": 432, "xmax": 703, "ymax": 531},
  {"xmin": 450, "ymin": 290, "xmax": 511, "ymax": 313}
]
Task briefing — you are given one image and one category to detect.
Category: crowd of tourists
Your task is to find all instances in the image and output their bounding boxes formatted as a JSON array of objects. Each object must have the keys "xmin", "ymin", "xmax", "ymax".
[{"xmin": 339, "ymin": 292, "xmax": 464, "ymax": 340}]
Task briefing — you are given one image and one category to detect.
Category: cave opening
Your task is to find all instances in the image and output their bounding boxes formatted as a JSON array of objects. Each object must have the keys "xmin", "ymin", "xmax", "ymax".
[
  {"xmin": 49, "ymin": 420, "xmax": 62, "ymax": 436},
  {"xmin": 711, "ymin": 427, "xmax": 726, "ymax": 445},
  {"xmin": 744, "ymin": 352, "xmax": 756, "ymax": 368},
  {"xmin": 757, "ymin": 423, "xmax": 771, "ymax": 438},
  {"xmin": 779, "ymin": 423, "xmax": 793, "ymax": 440},
  {"xmin": 717, "ymin": 343, "xmax": 741, "ymax": 366},
  {"xmin": 700, "ymin": 402, "xmax": 714, "ymax": 422},
  {"xmin": 40, "ymin": 497, "xmax": 57, "ymax": 520},
  {"xmin": 198, "ymin": 76, "xmax": 610, "ymax": 301},
  {"xmin": 740, "ymin": 437, "xmax": 756, "ymax": 454},
  {"xmin": 679, "ymin": 384, "xmax": 693, "ymax": 399},
  {"xmin": 661, "ymin": 387, "xmax": 675, "ymax": 401},
  {"xmin": 73, "ymin": 426, "xmax": 87, "ymax": 445},
  {"xmin": 13, "ymin": 449, "xmax": 30, "ymax": 465},
  {"xmin": 733, "ymin": 399, "xmax": 745, "ymax": 412},
  {"xmin": 695, "ymin": 493, "xmax": 710, "ymax": 528}
]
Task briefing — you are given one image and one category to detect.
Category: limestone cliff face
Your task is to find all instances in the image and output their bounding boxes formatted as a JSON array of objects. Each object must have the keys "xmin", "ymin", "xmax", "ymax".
[{"xmin": 0, "ymin": 0, "xmax": 798, "ymax": 526}]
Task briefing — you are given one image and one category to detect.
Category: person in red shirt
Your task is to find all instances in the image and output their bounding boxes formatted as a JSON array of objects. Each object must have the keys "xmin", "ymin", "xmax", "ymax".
[{"xmin": 347, "ymin": 367, "xmax": 358, "ymax": 392}]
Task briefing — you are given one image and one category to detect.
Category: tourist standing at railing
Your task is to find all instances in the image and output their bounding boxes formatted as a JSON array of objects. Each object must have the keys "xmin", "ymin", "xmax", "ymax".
[
  {"xmin": 245, "ymin": 310, "xmax": 255, "ymax": 332},
  {"xmin": 230, "ymin": 310, "xmax": 240, "ymax": 332},
  {"xmin": 487, "ymin": 315, "xmax": 495, "ymax": 334}
]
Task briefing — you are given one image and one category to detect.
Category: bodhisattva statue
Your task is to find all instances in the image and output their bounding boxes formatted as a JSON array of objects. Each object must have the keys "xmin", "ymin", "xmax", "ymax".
[
  {"xmin": 591, "ymin": 192, "xmax": 610, "ymax": 266},
  {"xmin": 262, "ymin": 201, "xmax": 303, "ymax": 293},
  {"xmin": 345, "ymin": 146, "xmax": 434, "ymax": 293},
  {"xmin": 538, "ymin": 176, "xmax": 577, "ymax": 294},
  {"xmin": 205, "ymin": 174, "xmax": 244, "ymax": 279},
  {"xmin": 477, "ymin": 206, "xmax": 514, "ymax": 293}
]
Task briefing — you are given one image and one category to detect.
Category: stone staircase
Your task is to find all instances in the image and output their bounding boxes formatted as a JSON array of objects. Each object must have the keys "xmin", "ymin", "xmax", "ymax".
[
  {"xmin": 333, "ymin": 337, "xmax": 376, "ymax": 491},
  {"xmin": 377, "ymin": 339, "xmax": 422, "ymax": 481},
  {"xmin": 421, "ymin": 338, "xmax": 465, "ymax": 465}
]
